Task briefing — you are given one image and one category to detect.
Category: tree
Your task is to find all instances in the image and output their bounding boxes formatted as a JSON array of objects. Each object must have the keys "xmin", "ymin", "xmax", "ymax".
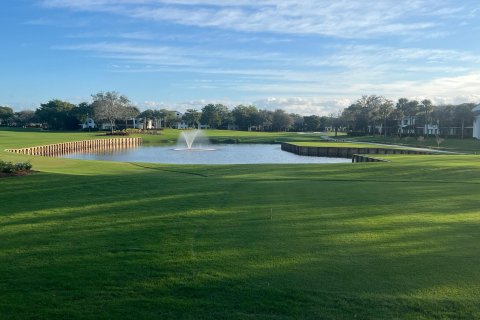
[
  {"xmin": 14, "ymin": 110, "xmax": 36, "ymax": 127},
  {"xmin": 72, "ymin": 102, "xmax": 95, "ymax": 124},
  {"xmin": 405, "ymin": 100, "xmax": 420, "ymax": 135},
  {"xmin": 389, "ymin": 108, "xmax": 404, "ymax": 137},
  {"xmin": 329, "ymin": 112, "xmax": 343, "ymax": 136},
  {"xmin": 139, "ymin": 109, "xmax": 155, "ymax": 120},
  {"xmin": 356, "ymin": 95, "xmax": 383, "ymax": 133},
  {"xmin": 454, "ymin": 103, "xmax": 474, "ymax": 139},
  {"xmin": 215, "ymin": 104, "xmax": 232, "ymax": 128},
  {"xmin": 122, "ymin": 106, "xmax": 140, "ymax": 129},
  {"xmin": 341, "ymin": 104, "xmax": 361, "ymax": 132},
  {"xmin": 0, "ymin": 106, "xmax": 14, "ymax": 126},
  {"xmin": 420, "ymin": 99, "xmax": 434, "ymax": 137},
  {"xmin": 396, "ymin": 98, "xmax": 419, "ymax": 135},
  {"xmin": 431, "ymin": 105, "xmax": 453, "ymax": 136},
  {"xmin": 200, "ymin": 104, "xmax": 231, "ymax": 129},
  {"xmin": 232, "ymin": 105, "xmax": 258, "ymax": 130},
  {"xmin": 375, "ymin": 99, "xmax": 394, "ymax": 137},
  {"xmin": 92, "ymin": 91, "xmax": 131, "ymax": 132},
  {"xmin": 304, "ymin": 115, "xmax": 321, "ymax": 132},
  {"xmin": 139, "ymin": 109, "xmax": 164, "ymax": 129},
  {"xmin": 257, "ymin": 109, "xmax": 273, "ymax": 131},
  {"xmin": 271, "ymin": 109, "xmax": 293, "ymax": 131},
  {"xmin": 435, "ymin": 135, "xmax": 444, "ymax": 148},
  {"xmin": 182, "ymin": 109, "xmax": 201, "ymax": 128},
  {"xmin": 161, "ymin": 110, "xmax": 181, "ymax": 128},
  {"xmin": 35, "ymin": 99, "xmax": 78, "ymax": 130},
  {"xmin": 318, "ymin": 116, "xmax": 329, "ymax": 131},
  {"xmin": 291, "ymin": 113, "xmax": 304, "ymax": 132},
  {"xmin": 200, "ymin": 104, "xmax": 219, "ymax": 128},
  {"xmin": 339, "ymin": 95, "xmax": 382, "ymax": 133},
  {"xmin": 151, "ymin": 110, "xmax": 164, "ymax": 128}
]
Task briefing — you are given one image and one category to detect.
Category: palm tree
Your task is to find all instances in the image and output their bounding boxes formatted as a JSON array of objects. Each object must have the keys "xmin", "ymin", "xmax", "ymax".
[
  {"xmin": 375, "ymin": 99, "xmax": 394, "ymax": 137},
  {"xmin": 420, "ymin": 99, "xmax": 434, "ymax": 137},
  {"xmin": 390, "ymin": 109, "xmax": 404, "ymax": 137}
]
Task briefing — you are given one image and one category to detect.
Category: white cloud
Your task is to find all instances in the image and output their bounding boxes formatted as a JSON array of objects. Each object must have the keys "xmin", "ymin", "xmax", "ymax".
[
  {"xmin": 140, "ymin": 96, "xmax": 352, "ymax": 116},
  {"xmin": 41, "ymin": 0, "xmax": 479, "ymax": 38},
  {"xmin": 341, "ymin": 72, "xmax": 480, "ymax": 106},
  {"xmin": 390, "ymin": 73, "xmax": 480, "ymax": 105},
  {"xmin": 32, "ymin": 0, "xmax": 480, "ymax": 115},
  {"xmin": 67, "ymin": 31, "xmax": 155, "ymax": 40},
  {"xmin": 142, "ymin": 99, "xmax": 239, "ymax": 112},
  {"xmin": 54, "ymin": 40, "xmax": 480, "ymax": 79},
  {"xmin": 54, "ymin": 42, "xmax": 202, "ymax": 66},
  {"xmin": 254, "ymin": 97, "xmax": 352, "ymax": 116}
]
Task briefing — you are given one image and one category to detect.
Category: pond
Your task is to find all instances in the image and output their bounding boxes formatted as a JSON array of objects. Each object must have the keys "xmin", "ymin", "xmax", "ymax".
[{"xmin": 62, "ymin": 144, "xmax": 350, "ymax": 165}]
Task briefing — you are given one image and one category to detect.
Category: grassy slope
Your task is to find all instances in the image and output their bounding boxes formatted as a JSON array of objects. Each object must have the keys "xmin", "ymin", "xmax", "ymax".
[{"xmin": 1, "ymin": 129, "xmax": 480, "ymax": 319}]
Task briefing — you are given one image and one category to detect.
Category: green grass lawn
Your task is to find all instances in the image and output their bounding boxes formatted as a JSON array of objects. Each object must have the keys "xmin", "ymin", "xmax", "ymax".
[
  {"xmin": 205, "ymin": 130, "xmax": 326, "ymax": 144},
  {"xmin": 1, "ymin": 129, "xmax": 480, "ymax": 319},
  {"xmin": 288, "ymin": 141, "xmax": 413, "ymax": 149},
  {"xmin": 342, "ymin": 134, "xmax": 480, "ymax": 154}
]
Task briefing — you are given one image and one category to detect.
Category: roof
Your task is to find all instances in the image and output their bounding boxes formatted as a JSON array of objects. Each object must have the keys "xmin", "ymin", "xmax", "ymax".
[{"xmin": 473, "ymin": 104, "xmax": 480, "ymax": 115}]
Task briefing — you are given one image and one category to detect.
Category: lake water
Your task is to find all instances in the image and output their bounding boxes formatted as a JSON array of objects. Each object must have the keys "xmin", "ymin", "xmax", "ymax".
[{"xmin": 62, "ymin": 144, "xmax": 350, "ymax": 165}]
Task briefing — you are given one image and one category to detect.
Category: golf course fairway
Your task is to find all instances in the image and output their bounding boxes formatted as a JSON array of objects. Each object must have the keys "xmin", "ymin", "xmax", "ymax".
[{"xmin": 1, "ymin": 129, "xmax": 480, "ymax": 319}]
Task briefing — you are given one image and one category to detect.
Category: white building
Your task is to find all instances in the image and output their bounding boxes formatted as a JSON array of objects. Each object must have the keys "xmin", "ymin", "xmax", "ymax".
[
  {"xmin": 399, "ymin": 116, "xmax": 416, "ymax": 134},
  {"xmin": 473, "ymin": 104, "xmax": 480, "ymax": 139},
  {"xmin": 399, "ymin": 116, "xmax": 439, "ymax": 135},
  {"xmin": 81, "ymin": 118, "xmax": 96, "ymax": 129},
  {"xmin": 175, "ymin": 121, "xmax": 189, "ymax": 129},
  {"xmin": 137, "ymin": 119, "xmax": 154, "ymax": 130},
  {"xmin": 423, "ymin": 124, "xmax": 439, "ymax": 136},
  {"xmin": 197, "ymin": 121, "xmax": 210, "ymax": 130}
]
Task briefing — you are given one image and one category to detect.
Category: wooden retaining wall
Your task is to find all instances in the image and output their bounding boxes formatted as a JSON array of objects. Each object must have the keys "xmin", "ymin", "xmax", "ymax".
[
  {"xmin": 351, "ymin": 154, "xmax": 387, "ymax": 163},
  {"xmin": 5, "ymin": 138, "xmax": 142, "ymax": 157},
  {"xmin": 281, "ymin": 142, "xmax": 433, "ymax": 160}
]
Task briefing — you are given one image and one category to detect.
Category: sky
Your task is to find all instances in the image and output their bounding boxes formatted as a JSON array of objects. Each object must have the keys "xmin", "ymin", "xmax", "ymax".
[{"xmin": 1, "ymin": 0, "xmax": 480, "ymax": 115}]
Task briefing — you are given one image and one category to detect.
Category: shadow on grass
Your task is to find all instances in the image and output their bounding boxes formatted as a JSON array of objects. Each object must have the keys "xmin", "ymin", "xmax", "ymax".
[{"xmin": 1, "ymin": 166, "xmax": 480, "ymax": 318}]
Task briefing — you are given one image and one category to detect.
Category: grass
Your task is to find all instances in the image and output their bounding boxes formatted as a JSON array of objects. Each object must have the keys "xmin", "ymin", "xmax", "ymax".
[
  {"xmin": 205, "ymin": 130, "xmax": 326, "ymax": 144},
  {"xmin": 1, "ymin": 128, "xmax": 480, "ymax": 319},
  {"xmin": 342, "ymin": 134, "xmax": 480, "ymax": 154},
  {"xmin": 288, "ymin": 141, "xmax": 412, "ymax": 149}
]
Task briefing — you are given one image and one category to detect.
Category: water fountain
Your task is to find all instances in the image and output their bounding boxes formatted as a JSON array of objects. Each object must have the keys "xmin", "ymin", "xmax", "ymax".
[{"xmin": 174, "ymin": 130, "xmax": 215, "ymax": 151}]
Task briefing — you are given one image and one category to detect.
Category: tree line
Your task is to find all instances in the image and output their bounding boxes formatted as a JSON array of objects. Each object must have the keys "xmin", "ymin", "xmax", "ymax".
[
  {"xmin": 1, "ymin": 92, "xmax": 478, "ymax": 137},
  {"xmin": 0, "ymin": 91, "xmax": 337, "ymax": 132},
  {"xmin": 339, "ymin": 95, "xmax": 477, "ymax": 138}
]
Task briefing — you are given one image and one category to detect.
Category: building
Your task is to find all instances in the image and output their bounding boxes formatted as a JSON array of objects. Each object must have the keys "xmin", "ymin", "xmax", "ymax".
[
  {"xmin": 399, "ymin": 116, "xmax": 416, "ymax": 134},
  {"xmin": 174, "ymin": 121, "xmax": 189, "ymax": 129},
  {"xmin": 473, "ymin": 104, "xmax": 480, "ymax": 139},
  {"xmin": 81, "ymin": 118, "xmax": 96, "ymax": 129},
  {"xmin": 197, "ymin": 121, "xmax": 210, "ymax": 130},
  {"xmin": 398, "ymin": 116, "xmax": 439, "ymax": 135},
  {"xmin": 422, "ymin": 124, "xmax": 439, "ymax": 136}
]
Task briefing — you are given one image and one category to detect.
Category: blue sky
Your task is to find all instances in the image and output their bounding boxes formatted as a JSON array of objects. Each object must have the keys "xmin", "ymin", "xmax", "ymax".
[{"xmin": 1, "ymin": 0, "xmax": 480, "ymax": 115}]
